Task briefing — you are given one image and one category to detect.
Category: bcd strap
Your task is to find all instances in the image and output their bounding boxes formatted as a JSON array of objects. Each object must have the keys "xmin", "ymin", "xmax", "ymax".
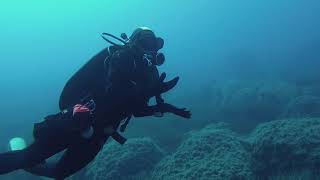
[
  {"xmin": 111, "ymin": 132, "xmax": 127, "ymax": 145},
  {"xmin": 120, "ymin": 115, "xmax": 132, "ymax": 132},
  {"xmin": 104, "ymin": 126, "xmax": 127, "ymax": 145}
]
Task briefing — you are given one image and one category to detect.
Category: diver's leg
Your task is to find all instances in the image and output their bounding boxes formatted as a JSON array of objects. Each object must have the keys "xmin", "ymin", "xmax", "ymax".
[
  {"xmin": 25, "ymin": 161, "xmax": 57, "ymax": 178},
  {"xmin": 0, "ymin": 140, "xmax": 66, "ymax": 175},
  {"xmin": 25, "ymin": 137, "xmax": 107, "ymax": 179},
  {"xmin": 53, "ymin": 136, "xmax": 108, "ymax": 179}
]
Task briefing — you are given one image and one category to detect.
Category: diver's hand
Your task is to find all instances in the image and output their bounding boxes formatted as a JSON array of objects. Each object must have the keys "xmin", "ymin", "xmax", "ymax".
[
  {"xmin": 172, "ymin": 107, "xmax": 191, "ymax": 119},
  {"xmin": 148, "ymin": 72, "xmax": 179, "ymax": 98},
  {"xmin": 159, "ymin": 72, "xmax": 180, "ymax": 94},
  {"xmin": 159, "ymin": 103, "xmax": 191, "ymax": 119}
]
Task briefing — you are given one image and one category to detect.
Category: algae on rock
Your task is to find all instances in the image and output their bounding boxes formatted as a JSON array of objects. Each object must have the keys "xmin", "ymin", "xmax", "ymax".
[
  {"xmin": 85, "ymin": 137, "xmax": 164, "ymax": 180},
  {"xmin": 151, "ymin": 123, "xmax": 253, "ymax": 180}
]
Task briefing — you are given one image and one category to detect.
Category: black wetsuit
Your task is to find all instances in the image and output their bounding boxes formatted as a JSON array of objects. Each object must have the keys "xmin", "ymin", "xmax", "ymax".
[{"xmin": 0, "ymin": 46, "xmax": 188, "ymax": 179}]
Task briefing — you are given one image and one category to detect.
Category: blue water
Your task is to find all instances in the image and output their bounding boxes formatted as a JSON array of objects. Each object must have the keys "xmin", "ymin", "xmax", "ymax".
[{"xmin": 0, "ymin": 0, "xmax": 320, "ymax": 179}]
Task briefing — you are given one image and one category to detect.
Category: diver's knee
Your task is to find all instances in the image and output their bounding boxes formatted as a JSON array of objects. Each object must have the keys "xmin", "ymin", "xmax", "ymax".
[{"xmin": 19, "ymin": 149, "xmax": 46, "ymax": 168}]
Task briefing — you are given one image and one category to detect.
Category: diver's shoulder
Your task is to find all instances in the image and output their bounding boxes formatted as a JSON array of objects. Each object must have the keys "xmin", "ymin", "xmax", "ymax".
[{"xmin": 111, "ymin": 46, "xmax": 135, "ymax": 61}]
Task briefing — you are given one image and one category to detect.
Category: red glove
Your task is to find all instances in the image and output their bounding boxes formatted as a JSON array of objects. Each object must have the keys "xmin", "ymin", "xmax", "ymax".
[{"xmin": 73, "ymin": 104, "xmax": 92, "ymax": 130}]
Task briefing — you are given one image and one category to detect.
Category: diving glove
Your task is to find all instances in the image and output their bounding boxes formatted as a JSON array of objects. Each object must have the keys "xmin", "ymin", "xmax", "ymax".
[
  {"xmin": 158, "ymin": 103, "xmax": 191, "ymax": 119},
  {"xmin": 159, "ymin": 73, "xmax": 179, "ymax": 94},
  {"xmin": 148, "ymin": 72, "xmax": 179, "ymax": 96}
]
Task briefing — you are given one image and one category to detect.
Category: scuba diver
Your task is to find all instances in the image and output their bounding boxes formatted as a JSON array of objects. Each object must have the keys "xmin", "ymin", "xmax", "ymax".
[{"xmin": 0, "ymin": 27, "xmax": 191, "ymax": 180}]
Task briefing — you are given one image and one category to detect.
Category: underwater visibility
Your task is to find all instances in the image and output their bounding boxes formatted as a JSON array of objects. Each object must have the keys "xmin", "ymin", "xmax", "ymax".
[{"xmin": 0, "ymin": 0, "xmax": 320, "ymax": 180}]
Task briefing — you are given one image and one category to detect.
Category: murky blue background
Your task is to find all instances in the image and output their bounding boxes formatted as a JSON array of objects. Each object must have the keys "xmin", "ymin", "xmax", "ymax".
[{"xmin": 0, "ymin": 0, "xmax": 319, "ymax": 179}]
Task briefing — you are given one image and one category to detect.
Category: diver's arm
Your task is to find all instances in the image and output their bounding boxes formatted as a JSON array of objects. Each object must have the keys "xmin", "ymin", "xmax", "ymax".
[
  {"xmin": 133, "ymin": 103, "xmax": 191, "ymax": 119},
  {"xmin": 133, "ymin": 105, "xmax": 158, "ymax": 117}
]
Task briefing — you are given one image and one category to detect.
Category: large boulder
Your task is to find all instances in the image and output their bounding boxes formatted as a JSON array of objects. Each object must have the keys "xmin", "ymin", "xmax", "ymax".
[
  {"xmin": 151, "ymin": 123, "xmax": 253, "ymax": 180},
  {"xmin": 85, "ymin": 137, "xmax": 164, "ymax": 180},
  {"xmin": 282, "ymin": 96, "xmax": 320, "ymax": 118},
  {"xmin": 248, "ymin": 118, "xmax": 320, "ymax": 177}
]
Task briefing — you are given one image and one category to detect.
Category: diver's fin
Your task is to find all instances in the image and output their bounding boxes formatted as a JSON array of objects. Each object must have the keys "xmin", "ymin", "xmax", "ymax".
[
  {"xmin": 9, "ymin": 137, "xmax": 27, "ymax": 151},
  {"xmin": 160, "ymin": 76, "xmax": 179, "ymax": 94}
]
